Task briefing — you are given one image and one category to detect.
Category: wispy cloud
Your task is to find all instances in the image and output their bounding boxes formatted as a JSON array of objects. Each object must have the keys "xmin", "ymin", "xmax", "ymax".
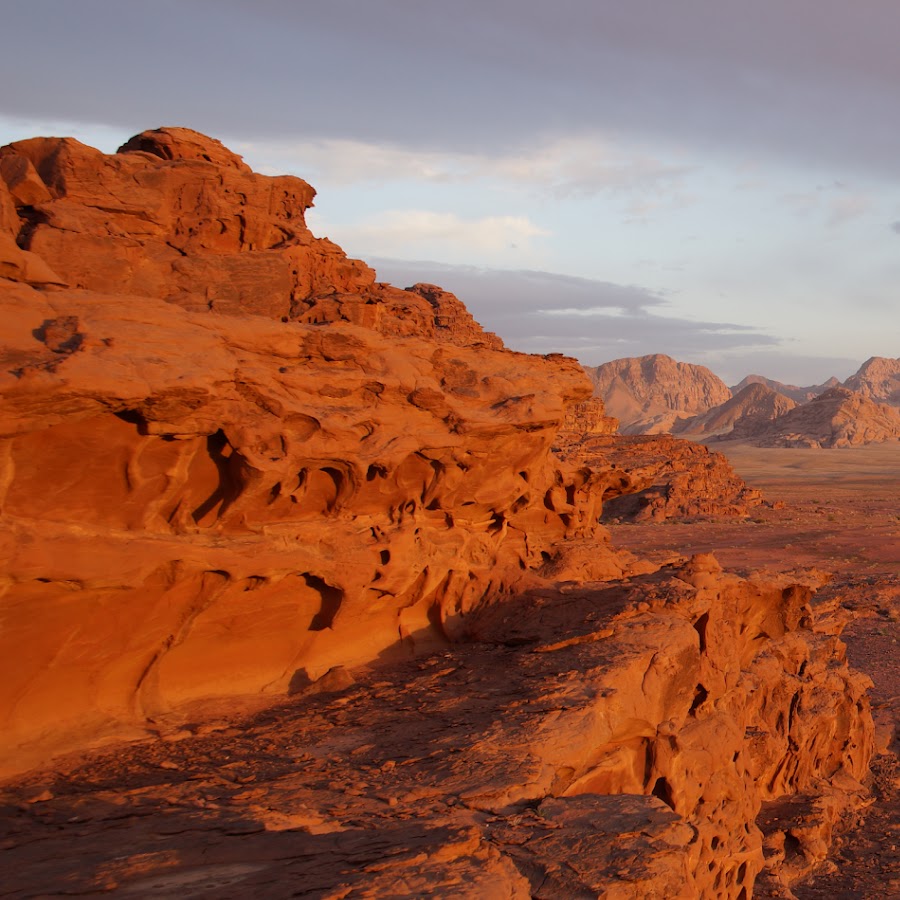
[
  {"xmin": 312, "ymin": 210, "xmax": 549, "ymax": 264},
  {"xmin": 369, "ymin": 257, "xmax": 778, "ymax": 372},
  {"xmin": 230, "ymin": 133, "xmax": 692, "ymax": 205}
]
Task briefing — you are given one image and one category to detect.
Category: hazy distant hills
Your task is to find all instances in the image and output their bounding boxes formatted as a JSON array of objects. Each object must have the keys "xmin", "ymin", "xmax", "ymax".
[
  {"xmin": 584, "ymin": 354, "xmax": 731, "ymax": 436},
  {"xmin": 730, "ymin": 374, "xmax": 840, "ymax": 405},
  {"xmin": 587, "ymin": 354, "xmax": 900, "ymax": 447}
]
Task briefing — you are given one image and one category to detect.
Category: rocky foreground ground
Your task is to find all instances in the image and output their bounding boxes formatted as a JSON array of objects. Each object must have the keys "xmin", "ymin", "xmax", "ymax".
[{"xmin": 0, "ymin": 129, "xmax": 895, "ymax": 898}]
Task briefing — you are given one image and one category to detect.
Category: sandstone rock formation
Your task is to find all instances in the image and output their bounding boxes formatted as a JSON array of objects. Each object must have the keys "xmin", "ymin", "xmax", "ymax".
[
  {"xmin": 731, "ymin": 374, "xmax": 840, "ymax": 405},
  {"xmin": 731, "ymin": 386, "xmax": 900, "ymax": 448},
  {"xmin": 0, "ymin": 556, "xmax": 875, "ymax": 900},
  {"xmin": 0, "ymin": 128, "xmax": 877, "ymax": 898},
  {"xmin": 587, "ymin": 354, "xmax": 733, "ymax": 434},
  {"xmin": 558, "ymin": 432, "xmax": 764, "ymax": 522},
  {"xmin": 0, "ymin": 128, "xmax": 631, "ymax": 776},
  {"xmin": 843, "ymin": 356, "xmax": 900, "ymax": 407},
  {"xmin": 674, "ymin": 383, "xmax": 798, "ymax": 441}
]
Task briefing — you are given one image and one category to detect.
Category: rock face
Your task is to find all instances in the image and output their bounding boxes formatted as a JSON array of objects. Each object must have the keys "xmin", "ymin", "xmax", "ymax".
[
  {"xmin": 733, "ymin": 386, "xmax": 900, "ymax": 448},
  {"xmin": 674, "ymin": 382, "xmax": 798, "ymax": 441},
  {"xmin": 559, "ymin": 433, "xmax": 764, "ymax": 522},
  {"xmin": 587, "ymin": 354, "xmax": 732, "ymax": 435},
  {"xmin": 0, "ymin": 128, "xmax": 876, "ymax": 898},
  {"xmin": 0, "ymin": 128, "xmax": 621, "ymax": 774},
  {"xmin": 731, "ymin": 374, "xmax": 840, "ymax": 405},
  {"xmin": 843, "ymin": 356, "xmax": 900, "ymax": 406},
  {"xmin": 0, "ymin": 557, "xmax": 874, "ymax": 900}
]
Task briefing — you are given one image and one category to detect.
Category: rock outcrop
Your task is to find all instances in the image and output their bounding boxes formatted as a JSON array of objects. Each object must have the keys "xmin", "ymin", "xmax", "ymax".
[
  {"xmin": 0, "ymin": 557, "xmax": 874, "ymax": 900},
  {"xmin": 558, "ymin": 433, "xmax": 764, "ymax": 522},
  {"xmin": 674, "ymin": 383, "xmax": 798, "ymax": 441},
  {"xmin": 732, "ymin": 386, "xmax": 900, "ymax": 448},
  {"xmin": 0, "ymin": 128, "xmax": 627, "ymax": 775},
  {"xmin": 843, "ymin": 356, "xmax": 900, "ymax": 407},
  {"xmin": 0, "ymin": 128, "xmax": 876, "ymax": 898},
  {"xmin": 587, "ymin": 354, "xmax": 733, "ymax": 434}
]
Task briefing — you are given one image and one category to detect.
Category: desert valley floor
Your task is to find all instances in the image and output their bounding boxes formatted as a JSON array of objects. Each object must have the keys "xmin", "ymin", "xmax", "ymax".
[{"xmin": 1, "ymin": 441, "xmax": 897, "ymax": 899}]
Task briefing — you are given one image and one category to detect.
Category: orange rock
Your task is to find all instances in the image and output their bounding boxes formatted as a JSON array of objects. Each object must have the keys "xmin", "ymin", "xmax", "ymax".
[
  {"xmin": 587, "ymin": 353, "xmax": 732, "ymax": 434},
  {"xmin": 0, "ymin": 128, "xmax": 877, "ymax": 900}
]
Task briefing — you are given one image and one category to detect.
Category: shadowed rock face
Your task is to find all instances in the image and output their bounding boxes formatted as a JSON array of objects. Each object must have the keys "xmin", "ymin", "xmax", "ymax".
[
  {"xmin": 0, "ymin": 129, "xmax": 876, "ymax": 898},
  {"xmin": 674, "ymin": 382, "xmax": 798, "ymax": 441}
]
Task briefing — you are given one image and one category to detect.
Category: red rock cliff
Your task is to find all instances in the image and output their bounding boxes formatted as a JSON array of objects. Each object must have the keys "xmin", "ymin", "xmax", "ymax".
[{"xmin": 0, "ymin": 128, "xmax": 623, "ymax": 774}]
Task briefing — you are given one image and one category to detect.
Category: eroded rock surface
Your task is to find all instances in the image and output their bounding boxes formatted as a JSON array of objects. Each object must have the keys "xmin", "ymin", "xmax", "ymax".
[
  {"xmin": 734, "ymin": 386, "xmax": 900, "ymax": 448},
  {"xmin": 557, "ymin": 432, "xmax": 764, "ymax": 522},
  {"xmin": 0, "ymin": 558, "xmax": 874, "ymax": 899},
  {"xmin": 674, "ymin": 383, "xmax": 798, "ymax": 441},
  {"xmin": 0, "ymin": 129, "xmax": 877, "ymax": 898}
]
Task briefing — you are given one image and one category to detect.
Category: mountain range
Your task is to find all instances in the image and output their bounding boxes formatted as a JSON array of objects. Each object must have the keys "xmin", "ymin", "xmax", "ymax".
[{"xmin": 586, "ymin": 354, "xmax": 900, "ymax": 447}]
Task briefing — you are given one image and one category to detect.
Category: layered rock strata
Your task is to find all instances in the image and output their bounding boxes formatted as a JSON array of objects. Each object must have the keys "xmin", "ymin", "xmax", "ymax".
[{"xmin": 0, "ymin": 128, "xmax": 629, "ymax": 774}]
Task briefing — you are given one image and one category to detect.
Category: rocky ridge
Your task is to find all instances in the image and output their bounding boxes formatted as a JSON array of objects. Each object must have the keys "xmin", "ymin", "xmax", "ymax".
[
  {"xmin": 675, "ymin": 383, "xmax": 798, "ymax": 440},
  {"xmin": 731, "ymin": 375, "xmax": 840, "ymax": 406},
  {"xmin": 586, "ymin": 354, "xmax": 732, "ymax": 435},
  {"xmin": 590, "ymin": 355, "xmax": 900, "ymax": 446},
  {"xmin": 843, "ymin": 356, "xmax": 900, "ymax": 406},
  {"xmin": 728, "ymin": 386, "xmax": 900, "ymax": 448},
  {"xmin": 0, "ymin": 128, "xmax": 876, "ymax": 898}
]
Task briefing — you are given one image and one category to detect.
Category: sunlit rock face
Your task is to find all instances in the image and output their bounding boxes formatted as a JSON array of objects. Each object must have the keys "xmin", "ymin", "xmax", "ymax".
[
  {"xmin": 586, "ymin": 353, "xmax": 733, "ymax": 435},
  {"xmin": 0, "ymin": 128, "xmax": 629, "ymax": 773},
  {"xmin": 0, "ymin": 129, "xmax": 876, "ymax": 898}
]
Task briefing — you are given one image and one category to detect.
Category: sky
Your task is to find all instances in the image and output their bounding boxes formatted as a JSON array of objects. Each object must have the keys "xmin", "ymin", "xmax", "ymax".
[{"xmin": 3, "ymin": 0, "xmax": 899, "ymax": 385}]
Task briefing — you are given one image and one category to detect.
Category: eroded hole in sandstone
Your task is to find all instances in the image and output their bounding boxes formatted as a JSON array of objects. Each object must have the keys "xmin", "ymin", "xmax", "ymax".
[
  {"xmin": 366, "ymin": 463, "xmax": 387, "ymax": 481},
  {"xmin": 191, "ymin": 430, "xmax": 245, "ymax": 525},
  {"xmin": 114, "ymin": 409, "xmax": 148, "ymax": 434},
  {"xmin": 380, "ymin": 550, "xmax": 390, "ymax": 565},
  {"xmin": 651, "ymin": 776, "xmax": 676, "ymax": 810},
  {"xmin": 694, "ymin": 611, "xmax": 710, "ymax": 653},
  {"xmin": 690, "ymin": 683, "xmax": 709, "ymax": 715},
  {"xmin": 305, "ymin": 574, "xmax": 344, "ymax": 631}
]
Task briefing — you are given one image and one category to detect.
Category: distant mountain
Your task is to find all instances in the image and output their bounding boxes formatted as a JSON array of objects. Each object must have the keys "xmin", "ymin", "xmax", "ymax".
[
  {"xmin": 673, "ymin": 383, "xmax": 797, "ymax": 440},
  {"xmin": 728, "ymin": 386, "xmax": 900, "ymax": 448},
  {"xmin": 730, "ymin": 374, "xmax": 840, "ymax": 404},
  {"xmin": 586, "ymin": 354, "xmax": 731, "ymax": 435},
  {"xmin": 843, "ymin": 356, "xmax": 900, "ymax": 406}
]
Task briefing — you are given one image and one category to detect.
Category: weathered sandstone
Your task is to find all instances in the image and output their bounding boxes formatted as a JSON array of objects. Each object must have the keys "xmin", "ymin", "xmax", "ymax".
[
  {"xmin": 731, "ymin": 375, "xmax": 840, "ymax": 406},
  {"xmin": 732, "ymin": 386, "xmax": 900, "ymax": 448},
  {"xmin": 0, "ymin": 129, "xmax": 877, "ymax": 898},
  {"xmin": 842, "ymin": 356, "xmax": 900, "ymax": 407},
  {"xmin": 558, "ymin": 432, "xmax": 764, "ymax": 522}
]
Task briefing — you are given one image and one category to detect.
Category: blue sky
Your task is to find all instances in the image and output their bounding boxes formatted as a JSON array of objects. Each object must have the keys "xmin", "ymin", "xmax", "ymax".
[{"xmin": 3, "ymin": 1, "xmax": 899, "ymax": 384}]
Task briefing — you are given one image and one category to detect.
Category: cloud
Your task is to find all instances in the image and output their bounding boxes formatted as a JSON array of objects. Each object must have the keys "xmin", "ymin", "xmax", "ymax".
[
  {"xmin": 314, "ymin": 212, "xmax": 549, "ymax": 263},
  {"xmin": 369, "ymin": 258, "xmax": 778, "ymax": 369},
  {"xmin": 230, "ymin": 133, "xmax": 691, "ymax": 207},
  {"xmin": 889, "ymin": 221, "xmax": 900, "ymax": 235},
  {"xmin": 6, "ymin": 1, "xmax": 900, "ymax": 178}
]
